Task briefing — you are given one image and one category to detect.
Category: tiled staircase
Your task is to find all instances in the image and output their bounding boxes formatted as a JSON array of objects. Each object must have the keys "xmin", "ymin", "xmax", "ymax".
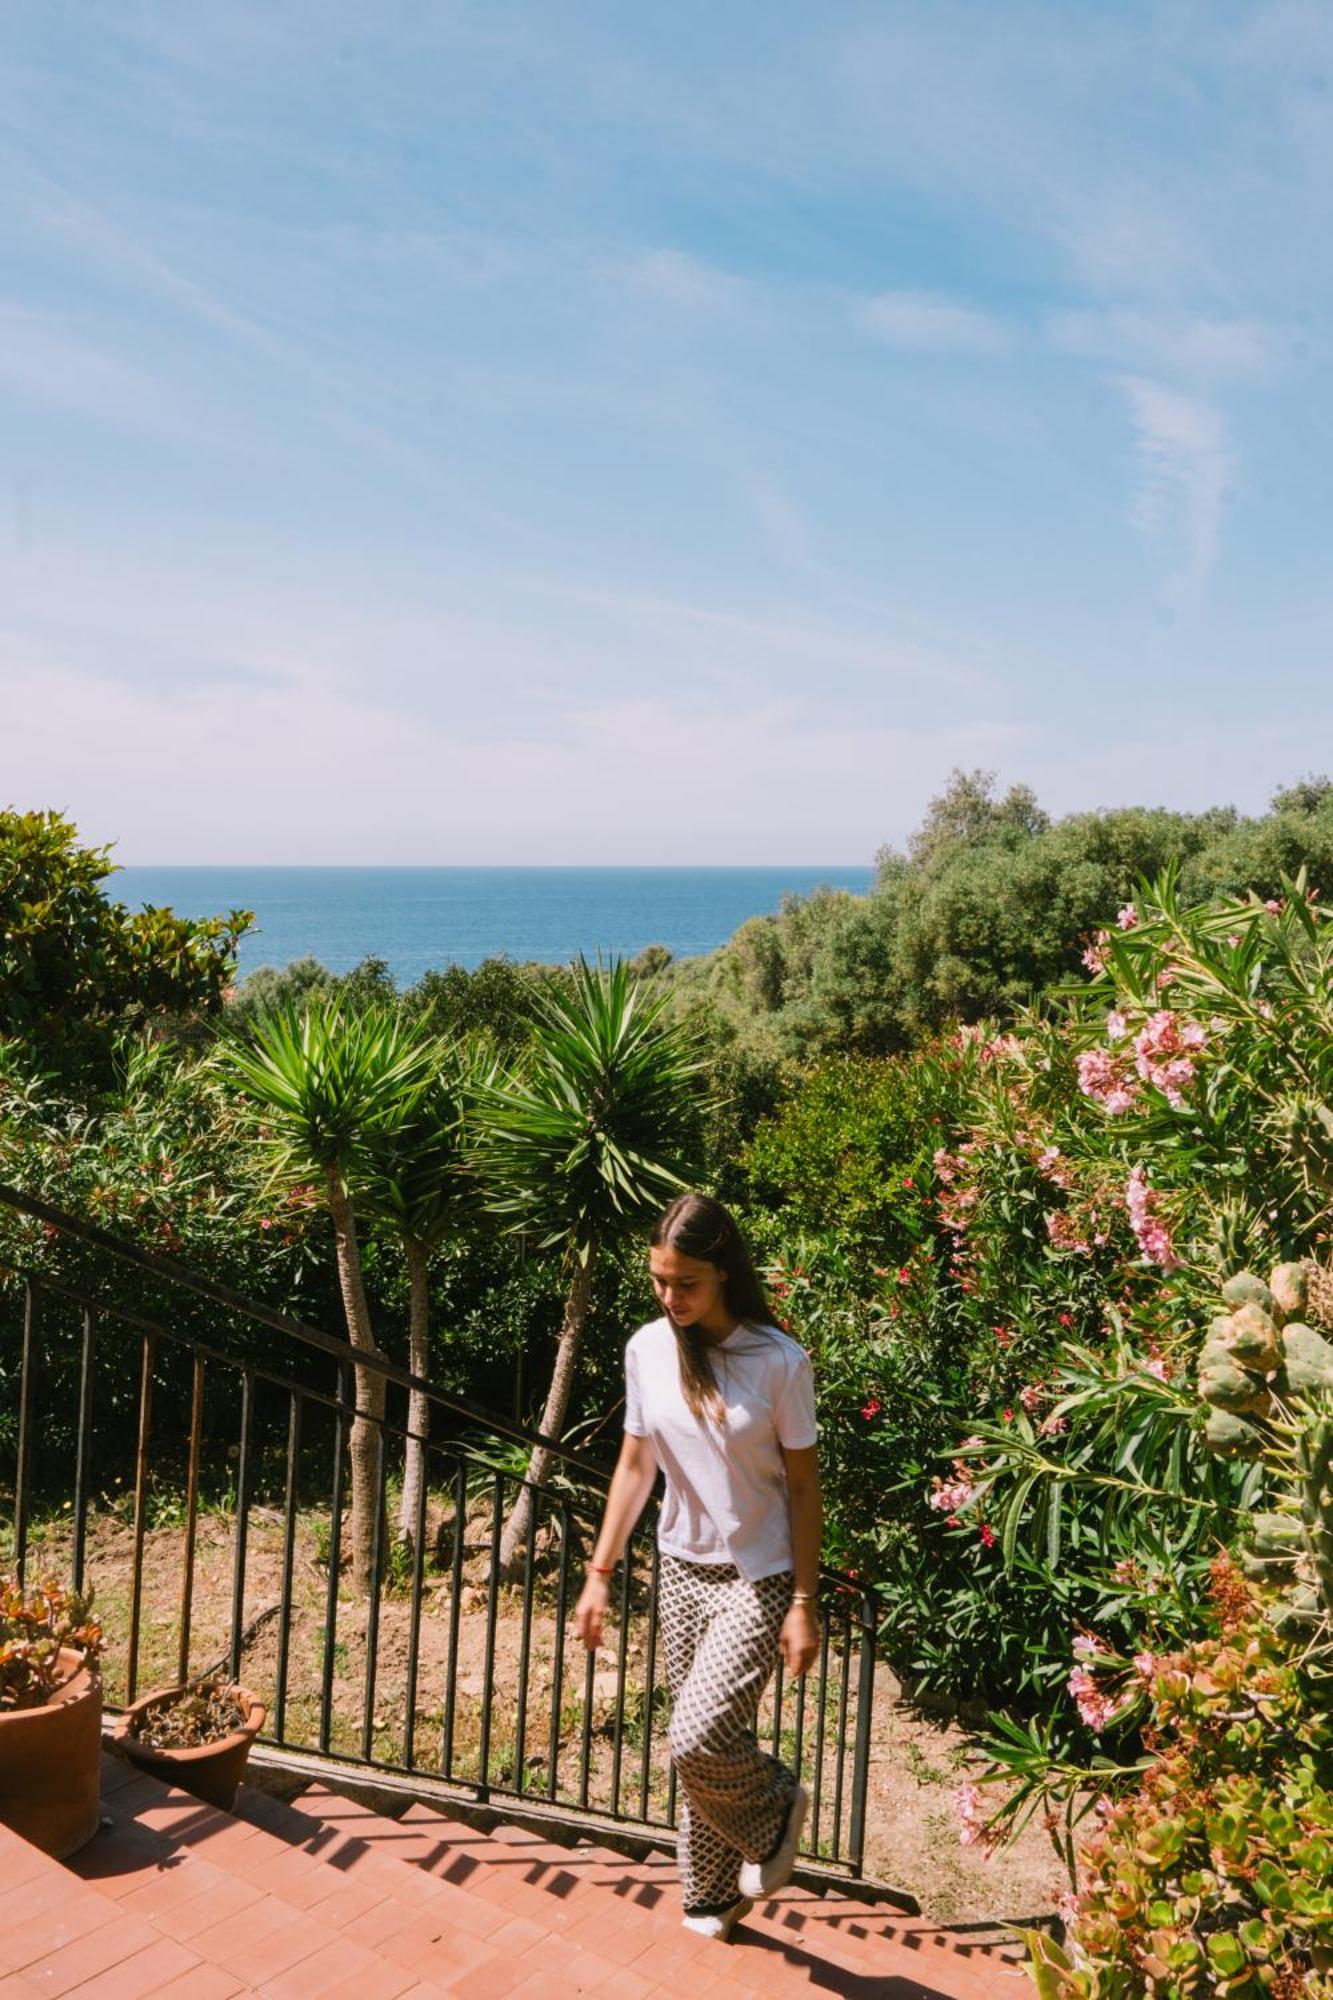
[{"xmin": 0, "ymin": 1754, "xmax": 1033, "ymax": 1998}]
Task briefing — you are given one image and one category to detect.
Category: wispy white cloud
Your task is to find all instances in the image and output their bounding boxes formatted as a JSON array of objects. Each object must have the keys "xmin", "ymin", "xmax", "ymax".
[
  {"xmin": 1047, "ymin": 309, "xmax": 1278, "ymax": 380},
  {"xmin": 858, "ymin": 290, "xmax": 1012, "ymax": 354},
  {"xmin": 1118, "ymin": 376, "xmax": 1233, "ymax": 615}
]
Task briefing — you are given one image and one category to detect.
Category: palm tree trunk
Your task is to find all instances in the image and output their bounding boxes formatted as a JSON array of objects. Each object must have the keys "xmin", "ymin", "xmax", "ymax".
[
  {"xmin": 398, "ymin": 1235, "xmax": 431, "ymax": 1544},
  {"xmin": 497, "ymin": 1255, "xmax": 595, "ymax": 1575},
  {"xmin": 325, "ymin": 1168, "xmax": 386, "ymax": 1594}
]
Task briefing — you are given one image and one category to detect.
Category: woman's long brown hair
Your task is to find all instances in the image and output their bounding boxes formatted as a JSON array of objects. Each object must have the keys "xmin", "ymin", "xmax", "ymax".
[{"xmin": 651, "ymin": 1193, "xmax": 773, "ymax": 1424}]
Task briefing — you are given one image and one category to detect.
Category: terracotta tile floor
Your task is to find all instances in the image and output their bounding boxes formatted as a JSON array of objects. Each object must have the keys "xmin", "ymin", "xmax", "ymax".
[{"xmin": 0, "ymin": 1756, "xmax": 1034, "ymax": 1998}]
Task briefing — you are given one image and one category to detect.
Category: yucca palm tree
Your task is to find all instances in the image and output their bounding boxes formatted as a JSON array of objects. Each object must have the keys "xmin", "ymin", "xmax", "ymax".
[
  {"xmin": 358, "ymin": 1036, "xmax": 496, "ymax": 1542},
  {"xmin": 217, "ymin": 999, "xmax": 437, "ymax": 1592},
  {"xmin": 479, "ymin": 958, "xmax": 706, "ymax": 1572}
]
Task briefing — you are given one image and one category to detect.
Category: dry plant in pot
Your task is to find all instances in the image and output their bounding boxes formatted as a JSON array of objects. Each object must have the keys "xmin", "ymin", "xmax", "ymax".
[
  {"xmin": 0, "ymin": 1573, "xmax": 104, "ymax": 1858},
  {"xmin": 114, "ymin": 1677, "xmax": 266, "ymax": 1811}
]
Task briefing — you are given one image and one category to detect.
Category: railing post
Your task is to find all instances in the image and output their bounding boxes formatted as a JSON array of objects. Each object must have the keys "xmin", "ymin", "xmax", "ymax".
[
  {"xmin": 274, "ymin": 1391, "xmax": 302, "ymax": 1742},
  {"xmin": 228, "ymin": 1369, "xmax": 256, "ymax": 1685},
  {"xmin": 71, "ymin": 1307, "xmax": 96, "ymax": 1593},
  {"xmin": 177, "ymin": 1353, "xmax": 206, "ymax": 1686},
  {"xmin": 126, "ymin": 1332, "xmax": 156, "ymax": 1703},
  {"xmin": 320, "ymin": 1366, "xmax": 351, "ymax": 1756},
  {"xmin": 13, "ymin": 1280, "xmax": 38, "ymax": 1586},
  {"xmin": 847, "ymin": 1588, "xmax": 878, "ymax": 1877}
]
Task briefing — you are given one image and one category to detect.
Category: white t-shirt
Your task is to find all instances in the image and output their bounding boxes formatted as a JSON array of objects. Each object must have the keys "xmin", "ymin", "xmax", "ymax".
[{"xmin": 623, "ymin": 1316, "xmax": 819, "ymax": 1581}]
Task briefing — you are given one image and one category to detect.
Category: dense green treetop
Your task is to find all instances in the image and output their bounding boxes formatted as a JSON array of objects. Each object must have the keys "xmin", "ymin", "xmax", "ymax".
[
  {"xmin": 0, "ymin": 808, "xmax": 250, "ymax": 1079},
  {"xmin": 679, "ymin": 768, "xmax": 1333, "ymax": 1060}
]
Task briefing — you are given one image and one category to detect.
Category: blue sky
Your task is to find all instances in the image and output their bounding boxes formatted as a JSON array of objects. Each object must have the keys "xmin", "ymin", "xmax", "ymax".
[{"xmin": 3, "ymin": 2, "xmax": 1332, "ymax": 863}]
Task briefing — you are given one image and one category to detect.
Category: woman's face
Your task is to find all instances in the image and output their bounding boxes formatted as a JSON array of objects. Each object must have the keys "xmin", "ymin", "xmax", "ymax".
[{"xmin": 649, "ymin": 1244, "xmax": 729, "ymax": 1331}]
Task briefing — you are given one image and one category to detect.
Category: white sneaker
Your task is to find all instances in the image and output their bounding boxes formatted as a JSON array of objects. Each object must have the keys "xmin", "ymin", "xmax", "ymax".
[
  {"xmin": 682, "ymin": 1895, "xmax": 752, "ymax": 1941},
  {"xmin": 738, "ymin": 1782, "xmax": 809, "ymax": 1899}
]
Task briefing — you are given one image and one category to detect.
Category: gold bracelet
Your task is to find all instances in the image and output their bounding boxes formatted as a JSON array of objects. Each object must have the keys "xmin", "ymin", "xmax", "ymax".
[{"xmin": 790, "ymin": 1590, "xmax": 819, "ymax": 1605}]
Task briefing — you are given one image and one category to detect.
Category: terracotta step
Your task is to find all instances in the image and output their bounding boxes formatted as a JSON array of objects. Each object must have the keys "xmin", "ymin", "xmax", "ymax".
[
  {"xmin": 63, "ymin": 1759, "xmax": 484, "ymax": 1996},
  {"xmin": 3, "ymin": 1752, "xmax": 1033, "ymax": 1999},
  {"xmin": 243, "ymin": 1778, "xmax": 1031, "ymax": 1997}
]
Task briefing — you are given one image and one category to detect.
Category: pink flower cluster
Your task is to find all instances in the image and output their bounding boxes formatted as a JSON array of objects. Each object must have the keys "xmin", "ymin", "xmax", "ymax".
[
  {"xmin": 1076, "ymin": 1047, "xmax": 1140, "ymax": 1115},
  {"xmin": 928, "ymin": 1461, "xmax": 975, "ymax": 1519},
  {"xmin": 1081, "ymin": 931, "xmax": 1110, "ymax": 974},
  {"xmin": 1067, "ymin": 1665, "xmax": 1124, "ymax": 1733},
  {"xmin": 1132, "ymin": 1010, "xmax": 1206, "ymax": 1109},
  {"xmin": 1116, "ymin": 903, "xmax": 1138, "ymax": 930},
  {"xmin": 954, "ymin": 1783, "xmax": 1000, "ymax": 1852},
  {"xmin": 1125, "ymin": 1165, "xmax": 1180, "ymax": 1272},
  {"xmin": 1035, "ymin": 1143, "xmax": 1075, "ymax": 1190}
]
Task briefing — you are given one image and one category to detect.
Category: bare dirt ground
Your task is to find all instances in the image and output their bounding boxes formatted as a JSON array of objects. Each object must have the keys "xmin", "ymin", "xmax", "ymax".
[{"xmin": 22, "ymin": 1501, "xmax": 1065, "ymax": 1931}]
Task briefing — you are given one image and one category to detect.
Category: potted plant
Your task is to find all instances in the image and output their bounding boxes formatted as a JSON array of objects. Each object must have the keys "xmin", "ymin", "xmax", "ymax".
[
  {"xmin": 0, "ymin": 1573, "xmax": 104, "ymax": 1858},
  {"xmin": 113, "ymin": 1677, "xmax": 266, "ymax": 1811}
]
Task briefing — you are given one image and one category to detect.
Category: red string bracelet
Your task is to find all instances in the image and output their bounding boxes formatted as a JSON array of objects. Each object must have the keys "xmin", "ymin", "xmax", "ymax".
[{"xmin": 587, "ymin": 1562, "xmax": 615, "ymax": 1574}]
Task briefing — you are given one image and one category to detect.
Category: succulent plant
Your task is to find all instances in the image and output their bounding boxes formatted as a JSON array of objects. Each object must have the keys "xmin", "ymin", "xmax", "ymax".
[{"xmin": 1197, "ymin": 1259, "xmax": 1333, "ymax": 1635}]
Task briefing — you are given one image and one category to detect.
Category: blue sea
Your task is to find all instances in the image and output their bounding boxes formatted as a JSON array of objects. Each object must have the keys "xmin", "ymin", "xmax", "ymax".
[{"xmin": 113, "ymin": 867, "xmax": 876, "ymax": 986}]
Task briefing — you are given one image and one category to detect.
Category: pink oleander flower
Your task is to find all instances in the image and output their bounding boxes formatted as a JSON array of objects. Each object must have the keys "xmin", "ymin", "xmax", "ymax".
[
  {"xmin": 1071, "ymin": 1633, "xmax": 1105, "ymax": 1661},
  {"xmin": 1133, "ymin": 1652, "xmax": 1157, "ymax": 1681},
  {"xmin": 929, "ymin": 1464, "xmax": 975, "ymax": 1515},
  {"xmin": 1266, "ymin": 898, "xmax": 1282, "ymax": 915},
  {"xmin": 978, "ymin": 1523, "xmax": 996, "ymax": 1548},
  {"xmin": 1076, "ymin": 1047, "xmax": 1141, "ymax": 1114},
  {"xmin": 1143, "ymin": 1355, "xmax": 1170, "ymax": 1381},
  {"xmin": 954, "ymin": 1783, "xmax": 983, "ymax": 1845},
  {"xmin": 1068, "ymin": 1665, "xmax": 1122, "ymax": 1732},
  {"xmin": 1132, "ymin": 1010, "xmax": 1206, "ymax": 1109},
  {"xmin": 993, "ymin": 1324, "xmax": 1014, "ymax": 1349},
  {"xmin": 1082, "ymin": 931, "xmax": 1110, "ymax": 974},
  {"xmin": 1105, "ymin": 1009, "xmax": 1128, "ymax": 1041},
  {"xmin": 1116, "ymin": 903, "xmax": 1138, "ymax": 929},
  {"xmin": 1125, "ymin": 1165, "xmax": 1181, "ymax": 1271},
  {"xmin": 861, "ymin": 1397, "xmax": 882, "ymax": 1421},
  {"xmin": 1039, "ymin": 1412, "xmax": 1068, "ymax": 1436},
  {"xmin": 1018, "ymin": 1384, "xmax": 1042, "ymax": 1413}
]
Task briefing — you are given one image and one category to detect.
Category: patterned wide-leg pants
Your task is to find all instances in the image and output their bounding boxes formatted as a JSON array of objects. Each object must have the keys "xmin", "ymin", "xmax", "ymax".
[{"xmin": 659, "ymin": 1554, "xmax": 797, "ymax": 1916}]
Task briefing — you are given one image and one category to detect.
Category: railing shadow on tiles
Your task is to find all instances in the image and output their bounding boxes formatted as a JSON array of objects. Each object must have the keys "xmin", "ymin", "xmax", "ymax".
[{"xmin": 0, "ymin": 1182, "xmax": 877, "ymax": 1880}]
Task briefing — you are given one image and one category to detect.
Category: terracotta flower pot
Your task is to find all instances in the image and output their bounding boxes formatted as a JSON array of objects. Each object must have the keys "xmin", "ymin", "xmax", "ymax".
[
  {"xmin": 0, "ymin": 1647, "xmax": 103, "ymax": 1859},
  {"xmin": 114, "ymin": 1682, "xmax": 266, "ymax": 1812}
]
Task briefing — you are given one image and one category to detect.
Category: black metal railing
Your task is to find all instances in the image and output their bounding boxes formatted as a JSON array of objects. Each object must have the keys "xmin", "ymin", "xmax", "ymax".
[{"xmin": 0, "ymin": 1184, "xmax": 877, "ymax": 1876}]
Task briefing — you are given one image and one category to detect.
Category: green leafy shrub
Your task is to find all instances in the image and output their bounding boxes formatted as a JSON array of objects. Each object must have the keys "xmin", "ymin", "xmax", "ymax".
[{"xmin": 0, "ymin": 808, "xmax": 249, "ymax": 1081}]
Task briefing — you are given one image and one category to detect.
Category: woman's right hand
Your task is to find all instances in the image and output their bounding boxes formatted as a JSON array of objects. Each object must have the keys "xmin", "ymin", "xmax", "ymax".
[{"xmin": 574, "ymin": 1573, "xmax": 611, "ymax": 1653}]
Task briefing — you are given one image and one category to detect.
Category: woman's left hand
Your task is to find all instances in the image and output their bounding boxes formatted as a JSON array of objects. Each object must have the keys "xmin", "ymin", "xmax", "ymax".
[{"xmin": 779, "ymin": 1601, "xmax": 821, "ymax": 1678}]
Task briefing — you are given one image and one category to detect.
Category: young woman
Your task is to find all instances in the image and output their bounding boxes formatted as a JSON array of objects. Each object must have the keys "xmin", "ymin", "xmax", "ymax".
[{"xmin": 574, "ymin": 1192, "xmax": 823, "ymax": 1942}]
